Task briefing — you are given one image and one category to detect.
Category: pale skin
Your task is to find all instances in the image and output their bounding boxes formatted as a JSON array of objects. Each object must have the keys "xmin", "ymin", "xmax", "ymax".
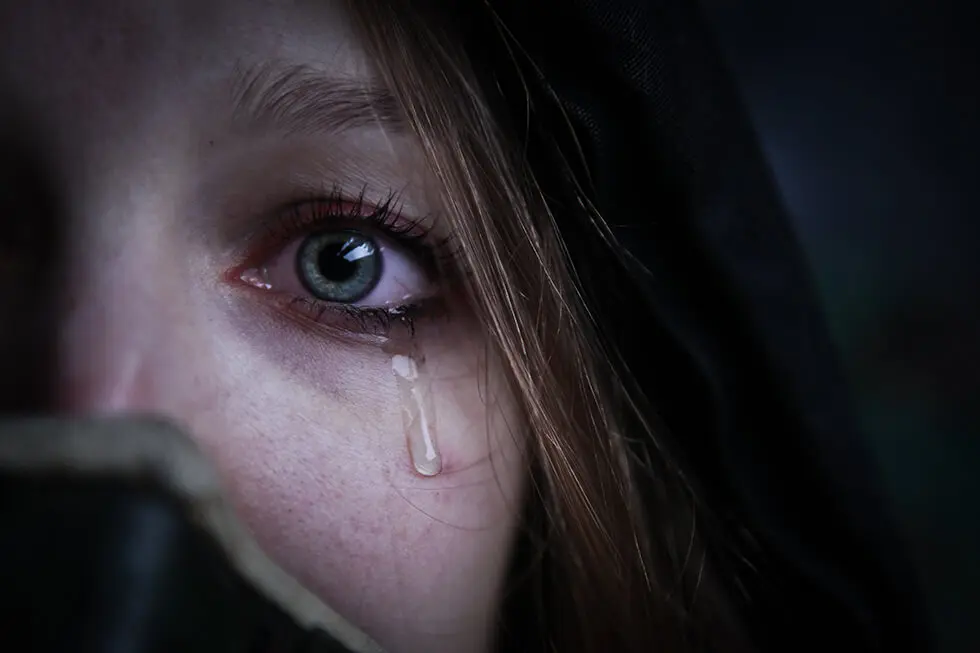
[{"xmin": 0, "ymin": 1, "xmax": 527, "ymax": 652}]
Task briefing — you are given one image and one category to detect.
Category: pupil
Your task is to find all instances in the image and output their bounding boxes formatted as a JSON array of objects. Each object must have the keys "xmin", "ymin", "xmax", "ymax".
[{"xmin": 318, "ymin": 241, "xmax": 359, "ymax": 281}]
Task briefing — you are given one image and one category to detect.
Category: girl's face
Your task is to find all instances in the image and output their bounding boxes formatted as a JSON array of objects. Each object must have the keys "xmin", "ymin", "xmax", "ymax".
[{"xmin": 0, "ymin": 1, "xmax": 526, "ymax": 652}]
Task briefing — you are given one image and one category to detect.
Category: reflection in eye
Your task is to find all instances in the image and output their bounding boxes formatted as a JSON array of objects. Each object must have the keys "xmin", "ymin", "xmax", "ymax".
[{"xmin": 231, "ymin": 191, "xmax": 450, "ymax": 339}]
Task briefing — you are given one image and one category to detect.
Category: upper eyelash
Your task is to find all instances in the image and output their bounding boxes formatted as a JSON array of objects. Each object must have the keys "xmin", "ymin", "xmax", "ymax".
[
  {"xmin": 284, "ymin": 184, "xmax": 418, "ymax": 237},
  {"xmin": 265, "ymin": 183, "xmax": 458, "ymax": 271}
]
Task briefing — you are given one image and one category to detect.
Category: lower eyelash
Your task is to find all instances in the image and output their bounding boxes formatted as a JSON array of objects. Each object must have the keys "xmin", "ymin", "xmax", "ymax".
[
  {"xmin": 337, "ymin": 304, "xmax": 419, "ymax": 337},
  {"xmin": 285, "ymin": 296, "xmax": 431, "ymax": 337}
]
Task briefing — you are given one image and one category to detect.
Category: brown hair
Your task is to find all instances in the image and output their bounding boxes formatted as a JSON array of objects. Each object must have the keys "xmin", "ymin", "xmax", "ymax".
[{"xmin": 347, "ymin": 2, "xmax": 753, "ymax": 651}]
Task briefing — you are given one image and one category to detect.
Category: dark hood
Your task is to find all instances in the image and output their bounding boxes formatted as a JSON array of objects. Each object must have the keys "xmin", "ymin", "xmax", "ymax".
[{"xmin": 453, "ymin": 1, "xmax": 934, "ymax": 651}]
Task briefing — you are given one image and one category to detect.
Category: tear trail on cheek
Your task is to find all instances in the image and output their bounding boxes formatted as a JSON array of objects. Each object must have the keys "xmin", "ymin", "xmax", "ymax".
[{"xmin": 388, "ymin": 350, "xmax": 442, "ymax": 477}]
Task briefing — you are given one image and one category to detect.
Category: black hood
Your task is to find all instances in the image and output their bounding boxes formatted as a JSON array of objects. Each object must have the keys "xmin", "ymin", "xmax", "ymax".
[{"xmin": 451, "ymin": 1, "xmax": 934, "ymax": 651}]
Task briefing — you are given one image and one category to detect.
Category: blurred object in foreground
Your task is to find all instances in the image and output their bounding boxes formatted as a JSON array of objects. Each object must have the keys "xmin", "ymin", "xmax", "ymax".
[{"xmin": 0, "ymin": 417, "xmax": 384, "ymax": 653}]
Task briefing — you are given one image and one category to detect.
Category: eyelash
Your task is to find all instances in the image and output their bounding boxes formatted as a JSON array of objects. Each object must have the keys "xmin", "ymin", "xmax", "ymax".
[
  {"xmin": 271, "ymin": 187, "xmax": 427, "ymax": 251},
  {"xmin": 238, "ymin": 185, "xmax": 455, "ymax": 338}
]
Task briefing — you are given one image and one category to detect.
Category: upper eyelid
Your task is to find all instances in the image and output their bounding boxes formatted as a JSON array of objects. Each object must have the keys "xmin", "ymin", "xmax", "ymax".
[
  {"xmin": 194, "ymin": 117, "xmax": 441, "ymax": 251},
  {"xmin": 197, "ymin": 146, "xmax": 449, "ymax": 270}
]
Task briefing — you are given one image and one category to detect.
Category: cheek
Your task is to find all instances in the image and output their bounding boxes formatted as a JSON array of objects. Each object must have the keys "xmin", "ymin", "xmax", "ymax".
[{"xmin": 184, "ymin": 294, "xmax": 527, "ymax": 649}]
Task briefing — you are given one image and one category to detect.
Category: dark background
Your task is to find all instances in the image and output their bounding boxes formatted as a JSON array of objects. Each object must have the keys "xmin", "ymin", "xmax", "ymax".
[{"xmin": 698, "ymin": 1, "xmax": 979, "ymax": 651}]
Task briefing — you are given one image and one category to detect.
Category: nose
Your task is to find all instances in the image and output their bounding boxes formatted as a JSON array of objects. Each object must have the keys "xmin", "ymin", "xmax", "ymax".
[
  {"xmin": 55, "ymin": 299, "xmax": 157, "ymax": 416},
  {"xmin": 0, "ymin": 122, "xmax": 189, "ymax": 419},
  {"xmin": 52, "ymin": 203, "xmax": 188, "ymax": 418}
]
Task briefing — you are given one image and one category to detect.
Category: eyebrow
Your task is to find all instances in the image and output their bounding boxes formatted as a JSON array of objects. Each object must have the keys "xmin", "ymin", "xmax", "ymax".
[{"xmin": 229, "ymin": 60, "xmax": 404, "ymax": 136}]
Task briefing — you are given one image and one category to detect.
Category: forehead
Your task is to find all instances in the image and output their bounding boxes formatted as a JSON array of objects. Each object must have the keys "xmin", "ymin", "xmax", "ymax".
[{"xmin": 0, "ymin": 0, "xmax": 367, "ymax": 130}]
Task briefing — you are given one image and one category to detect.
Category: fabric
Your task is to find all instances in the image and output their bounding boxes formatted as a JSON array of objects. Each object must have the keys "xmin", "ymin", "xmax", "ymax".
[{"xmin": 459, "ymin": 0, "xmax": 934, "ymax": 651}]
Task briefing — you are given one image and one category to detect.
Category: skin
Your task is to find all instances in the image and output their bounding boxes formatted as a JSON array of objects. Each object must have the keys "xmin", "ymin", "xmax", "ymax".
[{"xmin": 0, "ymin": 1, "xmax": 527, "ymax": 652}]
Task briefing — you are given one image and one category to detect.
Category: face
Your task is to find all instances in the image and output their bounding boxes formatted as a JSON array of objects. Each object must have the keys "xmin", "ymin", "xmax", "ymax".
[{"xmin": 0, "ymin": 1, "xmax": 527, "ymax": 652}]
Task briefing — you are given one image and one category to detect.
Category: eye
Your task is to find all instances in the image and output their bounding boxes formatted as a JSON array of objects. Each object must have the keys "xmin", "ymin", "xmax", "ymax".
[
  {"xmin": 246, "ymin": 225, "xmax": 434, "ymax": 307},
  {"xmin": 229, "ymin": 192, "xmax": 452, "ymax": 339},
  {"xmin": 232, "ymin": 223, "xmax": 447, "ymax": 342},
  {"xmin": 296, "ymin": 229, "xmax": 383, "ymax": 303}
]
